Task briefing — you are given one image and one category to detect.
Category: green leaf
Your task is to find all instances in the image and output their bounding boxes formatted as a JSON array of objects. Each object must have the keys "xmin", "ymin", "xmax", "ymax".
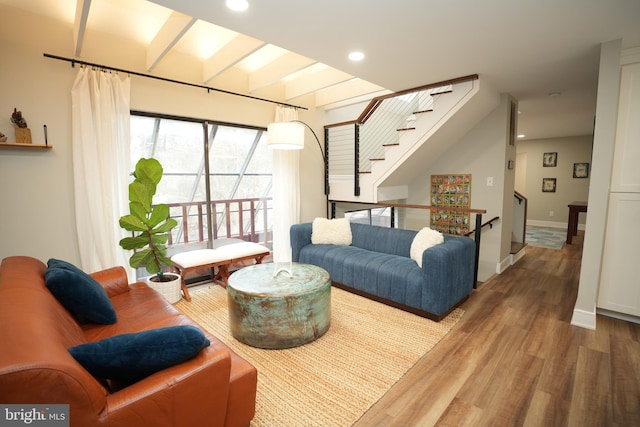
[
  {"xmin": 157, "ymin": 254, "xmax": 173, "ymax": 268},
  {"xmin": 119, "ymin": 215, "xmax": 146, "ymax": 232},
  {"xmin": 119, "ymin": 236, "xmax": 149, "ymax": 250},
  {"xmin": 148, "ymin": 204, "xmax": 169, "ymax": 228},
  {"xmin": 129, "ymin": 181, "xmax": 154, "ymax": 212},
  {"xmin": 135, "ymin": 158, "xmax": 163, "ymax": 186},
  {"xmin": 150, "ymin": 234, "xmax": 169, "ymax": 247},
  {"xmin": 151, "ymin": 218, "xmax": 178, "ymax": 234},
  {"xmin": 129, "ymin": 249, "xmax": 152, "ymax": 269},
  {"xmin": 144, "ymin": 255, "xmax": 162, "ymax": 275},
  {"xmin": 129, "ymin": 201, "xmax": 148, "ymax": 222}
]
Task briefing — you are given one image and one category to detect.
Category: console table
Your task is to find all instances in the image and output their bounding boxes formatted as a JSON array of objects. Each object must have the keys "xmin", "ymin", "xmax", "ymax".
[
  {"xmin": 227, "ymin": 263, "xmax": 331, "ymax": 349},
  {"xmin": 566, "ymin": 201, "xmax": 588, "ymax": 244}
]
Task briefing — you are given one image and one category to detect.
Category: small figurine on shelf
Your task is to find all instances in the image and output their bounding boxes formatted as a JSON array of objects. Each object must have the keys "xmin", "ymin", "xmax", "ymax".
[
  {"xmin": 0, "ymin": 132, "xmax": 7, "ymax": 142},
  {"xmin": 10, "ymin": 108, "xmax": 28, "ymax": 128},
  {"xmin": 10, "ymin": 108, "xmax": 31, "ymax": 144}
]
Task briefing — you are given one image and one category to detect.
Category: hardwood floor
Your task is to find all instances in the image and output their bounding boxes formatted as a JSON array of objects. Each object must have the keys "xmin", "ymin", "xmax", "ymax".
[{"xmin": 355, "ymin": 235, "xmax": 640, "ymax": 426}]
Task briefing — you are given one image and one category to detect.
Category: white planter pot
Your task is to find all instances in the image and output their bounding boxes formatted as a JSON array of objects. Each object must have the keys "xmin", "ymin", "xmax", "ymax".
[{"xmin": 145, "ymin": 272, "xmax": 182, "ymax": 304}]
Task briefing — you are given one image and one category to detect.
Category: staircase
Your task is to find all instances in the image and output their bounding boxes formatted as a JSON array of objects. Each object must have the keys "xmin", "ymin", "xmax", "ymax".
[{"xmin": 326, "ymin": 75, "xmax": 500, "ymax": 203}]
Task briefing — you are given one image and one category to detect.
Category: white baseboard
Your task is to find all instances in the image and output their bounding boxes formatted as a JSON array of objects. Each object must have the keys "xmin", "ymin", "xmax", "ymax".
[
  {"xmin": 510, "ymin": 247, "xmax": 526, "ymax": 265},
  {"xmin": 496, "ymin": 256, "xmax": 511, "ymax": 274},
  {"xmin": 571, "ymin": 308, "xmax": 596, "ymax": 329},
  {"xmin": 527, "ymin": 220, "xmax": 586, "ymax": 230}
]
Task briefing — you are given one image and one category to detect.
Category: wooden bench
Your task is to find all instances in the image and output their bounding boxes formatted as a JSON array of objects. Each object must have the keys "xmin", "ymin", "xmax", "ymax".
[{"xmin": 171, "ymin": 239, "xmax": 270, "ymax": 301}]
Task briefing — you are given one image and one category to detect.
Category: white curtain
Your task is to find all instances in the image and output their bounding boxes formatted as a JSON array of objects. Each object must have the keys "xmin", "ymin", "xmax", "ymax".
[
  {"xmin": 271, "ymin": 106, "xmax": 300, "ymax": 272},
  {"xmin": 71, "ymin": 68, "xmax": 131, "ymax": 276}
]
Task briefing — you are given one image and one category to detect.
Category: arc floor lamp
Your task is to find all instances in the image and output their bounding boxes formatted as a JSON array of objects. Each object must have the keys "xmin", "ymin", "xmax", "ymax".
[{"xmin": 267, "ymin": 120, "xmax": 329, "ymax": 277}]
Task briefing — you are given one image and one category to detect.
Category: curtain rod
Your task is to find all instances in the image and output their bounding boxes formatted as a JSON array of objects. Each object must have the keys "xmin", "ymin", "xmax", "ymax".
[{"xmin": 43, "ymin": 53, "xmax": 307, "ymax": 111}]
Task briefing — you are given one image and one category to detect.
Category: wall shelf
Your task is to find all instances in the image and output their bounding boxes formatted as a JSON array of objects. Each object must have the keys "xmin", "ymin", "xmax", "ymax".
[{"xmin": 0, "ymin": 142, "xmax": 52, "ymax": 149}]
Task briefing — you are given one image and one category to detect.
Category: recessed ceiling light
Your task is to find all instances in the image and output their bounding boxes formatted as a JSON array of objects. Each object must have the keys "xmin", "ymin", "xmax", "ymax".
[
  {"xmin": 348, "ymin": 51, "xmax": 365, "ymax": 61},
  {"xmin": 226, "ymin": 0, "xmax": 249, "ymax": 12}
]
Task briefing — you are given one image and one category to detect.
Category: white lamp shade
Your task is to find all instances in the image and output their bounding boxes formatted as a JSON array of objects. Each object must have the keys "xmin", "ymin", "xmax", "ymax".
[{"xmin": 267, "ymin": 122, "xmax": 305, "ymax": 150}]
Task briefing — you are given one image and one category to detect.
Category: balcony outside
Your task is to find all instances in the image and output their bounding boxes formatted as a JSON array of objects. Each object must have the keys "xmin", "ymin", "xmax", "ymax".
[{"xmin": 130, "ymin": 113, "xmax": 273, "ymax": 281}]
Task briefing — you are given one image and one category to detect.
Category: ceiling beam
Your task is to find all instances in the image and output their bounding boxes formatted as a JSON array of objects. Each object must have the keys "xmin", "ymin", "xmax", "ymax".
[
  {"xmin": 73, "ymin": 0, "xmax": 91, "ymax": 57},
  {"xmin": 203, "ymin": 35, "xmax": 265, "ymax": 83},
  {"xmin": 315, "ymin": 79, "xmax": 388, "ymax": 108},
  {"xmin": 285, "ymin": 66, "xmax": 354, "ymax": 100},
  {"xmin": 147, "ymin": 11, "xmax": 197, "ymax": 71},
  {"xmin": 249, "ymin": 53, "xmax": 315, "ymax": 93}
]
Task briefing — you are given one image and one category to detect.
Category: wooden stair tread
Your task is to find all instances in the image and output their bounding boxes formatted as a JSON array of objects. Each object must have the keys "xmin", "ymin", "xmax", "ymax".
[{"xmin": 510, "ymin": 242, "xmax": 527, "ymax": 254}]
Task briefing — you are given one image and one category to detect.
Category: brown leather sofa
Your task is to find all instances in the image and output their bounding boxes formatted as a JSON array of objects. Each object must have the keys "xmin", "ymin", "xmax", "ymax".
[{"xmin": 0, "ymin": 256, "xmax": 257, "ymax": 427}]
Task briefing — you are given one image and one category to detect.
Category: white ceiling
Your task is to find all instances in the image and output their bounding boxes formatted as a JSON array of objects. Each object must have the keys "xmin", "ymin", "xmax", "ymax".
[{"xmin": 4, "ymin": 0, "xmax": 640, "ymax": 141}]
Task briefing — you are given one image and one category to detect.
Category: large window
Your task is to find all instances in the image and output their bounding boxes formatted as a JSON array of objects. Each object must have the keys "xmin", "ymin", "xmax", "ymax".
[{"xmin": 130, "ymin": 112, "xmax": 272, "ymax": 259}]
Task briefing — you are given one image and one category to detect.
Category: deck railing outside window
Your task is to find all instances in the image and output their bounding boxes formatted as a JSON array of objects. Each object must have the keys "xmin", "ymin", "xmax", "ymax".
[{"xmin": 162, "ymin": 197, "xmax": 273, "ymax": 253}]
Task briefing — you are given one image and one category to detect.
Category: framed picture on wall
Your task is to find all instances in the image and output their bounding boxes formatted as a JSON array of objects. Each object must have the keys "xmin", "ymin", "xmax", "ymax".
[
  {"xmin": 542, "ymin": 178, "xmax": 557, "ymax": 192},
  {"xmin": 573, "ymin": 162, "xmax": 589, "ymax": 178},
  {"xmin": 543, "ymin": 152, "xmax": 557, "ymax": 167}
]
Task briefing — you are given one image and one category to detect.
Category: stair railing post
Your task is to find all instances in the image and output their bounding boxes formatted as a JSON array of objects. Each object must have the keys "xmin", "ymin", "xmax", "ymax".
[
  {"xmin": 323, "ymin": 127, "xmax": 329, "ymax": 196},
  {"xmin": 473, "ymin": 213, "xmax": 482, "ymax": 289},
  {"xmin": 354, "ymin": 123, "xmax": 360, "ymax": 196}
]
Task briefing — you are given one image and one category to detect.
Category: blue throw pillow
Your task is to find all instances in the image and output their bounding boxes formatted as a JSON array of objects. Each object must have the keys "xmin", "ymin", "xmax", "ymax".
[
  {"xmin": 69, "ymin": 326, "xmax": 211, "ymax": 386},
  {"xmin": 45, "ymin": 258, "xmax": 117, "ymax": 324}
]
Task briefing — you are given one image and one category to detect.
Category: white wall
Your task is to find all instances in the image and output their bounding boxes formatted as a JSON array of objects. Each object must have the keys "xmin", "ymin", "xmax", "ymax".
[
  {"xmin": 516, "ymin": 135, "xmax": 592, "ymax": 227},
  {"xmin": 571, "ymin": 40, "xmax": 622, "ymax": 329},
  {"xmin": 323, "ymin": 92, "xmax": 514, "ymax": 282},
  {"xmin": 0, "ymin": 5, "xmax": 326, "ymax": 266},
  {"xmin": 406, "ymin": 95, "xmax": 514, "ymax": 282}
]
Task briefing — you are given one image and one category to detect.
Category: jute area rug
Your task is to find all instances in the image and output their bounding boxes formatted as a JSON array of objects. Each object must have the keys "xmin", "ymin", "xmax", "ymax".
[{"xmin": 175, "ymin": 285, "xmax": 463, "ymax": 426}]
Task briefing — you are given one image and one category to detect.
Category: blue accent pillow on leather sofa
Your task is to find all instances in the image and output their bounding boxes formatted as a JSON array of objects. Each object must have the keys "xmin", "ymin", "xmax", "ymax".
[
  {"xmin": 69, "ymin": 325, "xmax": 211, "ymax": 386},
  {"xmin": 45, "ymin": 258, "xmax": 117, "ymax": 324}
]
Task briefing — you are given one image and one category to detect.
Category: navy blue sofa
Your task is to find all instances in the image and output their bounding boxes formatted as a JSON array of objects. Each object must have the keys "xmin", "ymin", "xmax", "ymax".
[{"xmin": 290, "ymin": 222, "xmax": 475, "ymax": 321}]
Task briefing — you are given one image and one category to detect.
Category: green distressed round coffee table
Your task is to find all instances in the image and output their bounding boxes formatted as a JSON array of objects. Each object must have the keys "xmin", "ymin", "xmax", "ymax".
[{"xmin": 227, "ymin": 263, "xmax": 331, "ymax": 349}]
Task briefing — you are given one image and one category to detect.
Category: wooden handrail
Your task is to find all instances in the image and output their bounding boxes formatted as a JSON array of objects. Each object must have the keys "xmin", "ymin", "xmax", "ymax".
[
  {"xmin": 465, "ymin": 216, "xmax": 500, "ymax": 236},
  {"xmin": 324, "ymin": 119, "xmax": 358, "ymax": 129},
  {"xmin": 323, "ymin": 75, "xmax": 480, "ymax": 130},
  {"xmin": 355, "ymin": 74, "xmax": 479, "ymax": 125},
  {"xmin": 329, "ymin": 199, "xmax": 486, "ymax": 214},
  {"xmin": 513, "ymin": 191, "xmax": 528, "ymax": 244}
]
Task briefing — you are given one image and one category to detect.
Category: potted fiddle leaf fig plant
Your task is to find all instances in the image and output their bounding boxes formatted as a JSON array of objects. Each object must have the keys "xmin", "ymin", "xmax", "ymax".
[{"xmin": 119, "ymin": 158, "xmax": 182, "ymax": 302}]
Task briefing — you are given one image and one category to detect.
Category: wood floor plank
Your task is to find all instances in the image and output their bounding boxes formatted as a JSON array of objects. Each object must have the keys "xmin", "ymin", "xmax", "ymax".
[
  {"xmin": 354, "ymin": 238, "xmax": 640, "ymax": 427},
  {"xmin": 455, "ymin": 324, "xmax": 528, "ymax": 409},
  {"xmin": 433, "ymin": 397, "xmax": 483, "ymax": 427},
  {"xmin": 610, "ymin": 338, "xmax": 640, "ymax": 426},
  {"xmin": 523, "ymin": 390, "xmax": 553, "ymax": 427},
  {"xmin": 476, "ymin": 351, "xmax": 545, "ymax": 426},
  {"xmin": 567, "ymin": 346, "xmax": 612, "ymax": 426}
]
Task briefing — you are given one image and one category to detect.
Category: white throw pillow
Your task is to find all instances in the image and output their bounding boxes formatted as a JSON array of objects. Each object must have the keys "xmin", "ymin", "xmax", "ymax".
[
  {"xmin": 311, "ymin": 218, "xmax": 352, "ymax": 245},
  {"xmin": 410, "ymin": 227, "xmax": 444, "ymax": 267}
]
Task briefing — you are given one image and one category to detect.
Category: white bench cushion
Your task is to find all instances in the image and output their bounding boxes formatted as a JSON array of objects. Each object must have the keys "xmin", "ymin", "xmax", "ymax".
[
  {"xmin": 219, "ymin": 242, "xmax": 270, "ymax": 259},
  {"xmin": 171, "ymin": 242, "xmax": 269, "ymax": 269},
  {"xmin": 171, "ymin": 249, "xmax": 228, "ymax": 268}
]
